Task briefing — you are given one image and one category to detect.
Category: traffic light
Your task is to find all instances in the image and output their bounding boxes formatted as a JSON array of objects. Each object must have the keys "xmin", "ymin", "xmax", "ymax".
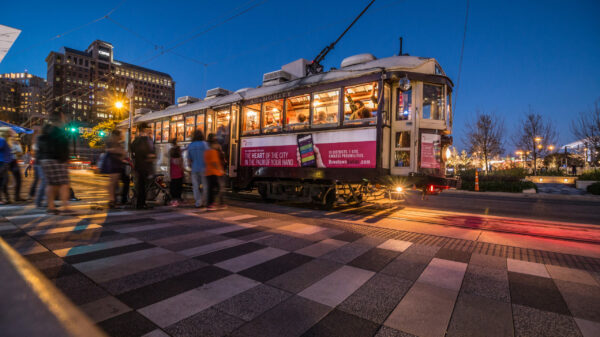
[
  {"xmin": 99, "ymin": 130, "xmax": 106, "ymax": 137},
  {"xmin": 70, "ymin": 127, "xmax": 77, "ymax": 133}
]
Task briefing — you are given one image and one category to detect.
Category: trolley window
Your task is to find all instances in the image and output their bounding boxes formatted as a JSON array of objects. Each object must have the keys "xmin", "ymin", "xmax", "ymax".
[
  {"xmin": 312, "ymin": 89, "xmax": 339, "ymax": 128},
  {"xmin": 396, "ymin": 88, "xmax": 412, "ymax": 121},
  {"xmin": 423, "ymin": 84, "xmax": 443, "ymax": 120},
  {"xmin": 343, "ymin": 82, "xmax": 378, "ymax": 125},
  {"xmin": 242, "ymin": 103, "xmax": 261, "ymax": 135},
  {"xmin": 170, "ymin": 122, "xmax": 177, "ymax": 142},
  {"xmin": 155, "ymin": 121, "xmax": 162, "ymax": 142},
  {"xmin": 185, "ymin": 116, "xmax": 195, "ymax": 141},
  {"xmin": 262, "ymin": 99, "xmax": 283, "ymax": 134},
  {"xmin": 176, "ymin": 121, "xmax": 184, "ymax": 142},
  {"xmin": 285, "ymin": 94, "xmax": 309, "ymax": 131},
  {"xmin": 162, "ymin": 120, "xmax": 169, "ymax": 143},
  {"xmin": 215, "ymin": 108, "xmax": 230, "ymax": 146},
  {"xmin": 196, "ymin": 113, "xmax": 205, "ymax": 135},
  {"xmin": 394, "ymin": 150, "xmax": 410, "ymax": 167}
]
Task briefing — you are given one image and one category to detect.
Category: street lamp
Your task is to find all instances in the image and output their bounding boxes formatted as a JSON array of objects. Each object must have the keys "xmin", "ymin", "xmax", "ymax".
[
  {"xmin": 535, "ymin": 136, "xmax": 542, "ymax": 143},
  {"xmin": 115, "ymin": 101, "xmax": 124, "ymax": 109}
]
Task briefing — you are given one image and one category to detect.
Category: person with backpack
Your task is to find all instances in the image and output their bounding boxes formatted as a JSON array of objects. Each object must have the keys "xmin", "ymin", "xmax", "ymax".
[
  {"xmin": 204, "ymin": 133, "xmax": 225, "ymax": 210},
  {"xmin": 187, "ymin": 130, "xmax": 208, "ymax": 208}
]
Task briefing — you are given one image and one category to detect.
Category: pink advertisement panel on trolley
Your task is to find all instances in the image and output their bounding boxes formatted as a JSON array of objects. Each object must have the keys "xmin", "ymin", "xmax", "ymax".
[{"xmin": 240, "ymin": 128, "xmax": 376, "ymax": 168}]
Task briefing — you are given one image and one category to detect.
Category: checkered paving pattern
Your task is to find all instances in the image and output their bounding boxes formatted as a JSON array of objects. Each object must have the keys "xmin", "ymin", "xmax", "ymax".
[{"xmin": 1, "ymin": 203, "xmax": 600, "ymax": 337}]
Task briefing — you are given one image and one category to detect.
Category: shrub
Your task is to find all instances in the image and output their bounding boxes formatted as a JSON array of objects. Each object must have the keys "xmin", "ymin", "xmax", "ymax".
[
  {"xmin": 587, "ymin": 182, "xmax": 600, "ymax": 195},
  {"xmin": 579, "ymin": 169, "xmax": 600, "ymax": 181},
  {"xmin": 458, "ymin": 168, "xmax": 528, "ymax": 181}
]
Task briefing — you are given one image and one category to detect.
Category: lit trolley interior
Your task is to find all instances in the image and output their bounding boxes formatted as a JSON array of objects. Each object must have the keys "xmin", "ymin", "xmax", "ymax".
[{"xmin": 126, "ymin": 53, "xmax": 455, "ymax": 208}]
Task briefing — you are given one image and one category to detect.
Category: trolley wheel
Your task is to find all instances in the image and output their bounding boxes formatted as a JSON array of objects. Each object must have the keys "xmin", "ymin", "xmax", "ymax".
[{"xmin": 257, "ymin": 183, "xmax": 273, "ymax": 202}]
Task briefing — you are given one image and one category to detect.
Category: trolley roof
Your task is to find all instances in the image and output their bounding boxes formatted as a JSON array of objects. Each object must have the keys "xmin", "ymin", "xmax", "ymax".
[{"xmin": 127, "ymin": 55, "xmax": 445, "ymax": 124}]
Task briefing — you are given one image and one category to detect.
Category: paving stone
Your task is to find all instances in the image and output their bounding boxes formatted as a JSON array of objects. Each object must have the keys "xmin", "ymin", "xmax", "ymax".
[
  {"xmin": 378, "ymin": 239, "xmax": 413, "ymax": 252},
  {"xmin": 72, "ymin": 247, "xmax": 171, "ymax": 274},
  {"xmin": 332, "ymin": 231, "xmax": 364, "ymax": 242},
  {"xmin": 53, "ymin": 237, "xmax": 143, "ymax": 257},
  {"xmin": 348, "ymin": 247, "xmax": 401, "ymax": 272},
  {"xmin": 298, "ymin": 265, "xmax": 375, "ymax": 307},
  {"xmin": 417, "ymin": 258, "xmax": 467, "ymax": 292},
  {"xmin": 141, "ymin": 329, "xmax": 170, "ymax": 337},
  {"xmin": 279, "ymin": 223, "xmax": 326, "ymax": 235},
  {"xmin": 301, "ymin": 309, "xmax": 380, "ymax": 337},
  {"xmin": 338, "ymin": 273, "xmax": 412, "ymax": 324},
  {"xmin": 354, "ymin": 235, "xmax": 387, "ymax": 247},
  {"xmin": 117, "ymin": 266, "xmax": 231, "ymax": 309},
  {"xmin": 462, "ymin": 263, "xmax": 510, "ymax": 302},
  {"xmin": 574, "ymin": 318, "xmax": 600, "ymax": 337},
  {"xmin": 554, "ymin": 279, "xmax": 600, "ymax": 322},
  {"xmin": 320, "ymin": 242, "xmax": 373, "ymax": 264},
  {"xmin": 435, "ymin": 247, "xmax": 472, "ymax": 263},
  {"xmin": 380, "ymin": 251, "xmax": 433, "ymax": 281},
  {"xmin": 508, "ymin": 272, "xmax": 571, "ymax": 315},
  {"xmin": 178, "ymin": 238, "xmax": 245, "ymax": 257},
  {"xmin": 214, "ymin": 284, "xmax": 292, "ymax": 321},
  {"xmin": 38, "ymin": 262, "xmax": 79, "ymax": 279},
  {"xmin": 403, "ymin": 244, "xmax": 440, "ymax": 257},
  {"xmin": 165, "ymin": 308, "xmax": 245, "ymax": 337},
  {"xmin": 161, "ymin": 233, "xmax": 227, "ymax": 252},
  {"xmin": 267, "ymin": 258, "xmax": 343, "ymax": 293},
  {"xmin": 469, "ymin": 253, "xmax": 507, "ymax": 269},
  {"xmin": 507, "ymin": 259, "xmax": 550, "ymax": 278},
  {"xmin": 98, "ymin": 311, "xmax": 158, "ymax": 337},
  {"xmin": 446, "ymin": 293, "xmax": 514, "ymax": 337},
  {"xmin": 196, "ymin": 242, "xmax": 265, "ymax": 264},
  {"xmin": 79, "ymin": 296, "xmax": 131, "ymax": 323},
  {"xmin": 375, "ymin": 326, "xmax": 418, "ymax": 337},
  {"xmin": 52, "ymin": 273, "xmax": 110, "ymax": 305},
  {"xmin": 239, "ymin": 252, "xmax": 313, "ymax": 282},
  {"xmin": 296, "ymin": 239, "xmax": 348, "ymax": 257},
  {"xmin": 384, "ymin": 282, "xmax": 457, "ymax": 337},
  {"xmin": 215, "ymin": 247, "xmax": 288, "ymax": 272},
  {"xmin": 512, "ymin": 304, "xmax": 583, "ymax": 337},
  {"xmin": 546, "ymin": 265, "xmax": 600, "ymax": 287},
  {"xmin": 101, "ymin": 259, "xmax": 207, "ymax": 295},
  {"xmin": 138, "ymin": 274, "xmax": 259, "ymax": 328},
  {"xmin": 229, "ymin": 296, "xmax": 331, "ymax": 337},
  {"xmin": 63, "ymin": 242, "xmax": 155, "ymax": 264},
  {"xmin": 253, "ymin": 233, "xmax": 315, "ymax": 251}
]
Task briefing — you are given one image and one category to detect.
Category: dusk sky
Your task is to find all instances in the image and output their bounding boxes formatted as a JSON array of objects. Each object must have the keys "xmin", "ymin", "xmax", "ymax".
[{"xmin": 2, "ymin": 0, "xmax": 599, "ymax": 149}]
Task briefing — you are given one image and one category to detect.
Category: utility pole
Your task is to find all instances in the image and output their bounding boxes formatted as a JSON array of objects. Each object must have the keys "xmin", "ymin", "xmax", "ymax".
[{"xmin": 126, "ymin": 82, "xmax": 134, "ymax": 152}]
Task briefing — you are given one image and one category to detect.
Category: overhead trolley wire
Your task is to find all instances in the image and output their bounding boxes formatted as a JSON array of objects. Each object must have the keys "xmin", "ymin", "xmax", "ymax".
[{"xmin": 453, "ymin": 0, "xmax": 470, "ymax": 117}]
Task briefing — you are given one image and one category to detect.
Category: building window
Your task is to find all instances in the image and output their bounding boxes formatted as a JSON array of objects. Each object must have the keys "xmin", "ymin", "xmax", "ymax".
[
  {"xmin": 423, "ymin": 84, "xmax": 443, "ymax": 120},
  {"xmin": 312, "ymin": 89, "xmax": 339, "ymax": 128},
  {"xmin": 242, "ymin": 103, "xmax": 260, "ymax": 135},
  {"xmin": 343, "ymin": 82, "xmax": 378, "ymax": 125},
  {"xmin": 262, "ymin": 99, "xmax": 283, "ymax": 134},
  {"xmin": 396, "ymin": 88, "xmax": 412, "ymax": 121},
  {"xmin": 285, "ymin": 94, "xmax": 309, "ymax": 131},
  {"xmin": 395, "ymin": 150, "xmax": 410, "ymax": 167}
]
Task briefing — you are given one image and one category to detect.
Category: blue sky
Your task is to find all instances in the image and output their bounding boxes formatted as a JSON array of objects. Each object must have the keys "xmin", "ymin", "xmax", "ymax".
[{"xmin": 2, "ymin": 0, "xmax": 599, "ymax": 149}]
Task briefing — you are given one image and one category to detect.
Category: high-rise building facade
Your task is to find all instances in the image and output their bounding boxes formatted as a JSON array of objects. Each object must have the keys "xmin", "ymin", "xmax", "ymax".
[
  {"xmin": 0, "ymin": 72, "xmax": 47, "ymax": 124},
  {"xmin": 45, "ymin": 40, "xmax": 175, "ymax": 124}
]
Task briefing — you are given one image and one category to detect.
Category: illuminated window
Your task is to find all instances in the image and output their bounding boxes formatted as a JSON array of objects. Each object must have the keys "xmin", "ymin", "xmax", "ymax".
[
  {"xmin": 215, "ymin": 109, "xmax": 230, "ymax": 142},
  {"xmin": 155, "ymin": 122, "xmax": 162, "ymax": 142},
  {"xmin": 196, "ymin": 113, "xmax": 205, "ymax": 134},
  {"xmin": 162, "ymin": 120, "xmax": 169, "ymax": 142},
  {"xmin": 312, "ymin": 90, "xmax": 339, "ymax": 128},
  {"xmin": 176, "ymin": 121, "xmax": 184, "ymax": 142},
  {"xmin": 396, "ymin": 88, "xmax": 412, "ymax": 121},
  {"xmin": 395, "ymin": 150, "xmax": 410, "ymax": 167},
  {"xmin": 242, "ymin": 103, "xmax": 260, "ymax": 135},
  {"xmin": 285, "ymin": 94, "xmax": 309, "ymax": 131},
  {"xmin": 262, "ymin": 100, "xmax": 283, "ymax": 133},
  {"xmin": 343, "ymin": 82, "xmax": 378, "ymax": 125},
  {"xmin": 395, "ymin": 131, "xmax": 410, "ymax": 148},
  {"xmin": 185, "ymin": 116, "xmax": 195, "ymax": 141},
  {"xmin": 423, "ymin": 84, "xmax": 443, "ymax": 120}
]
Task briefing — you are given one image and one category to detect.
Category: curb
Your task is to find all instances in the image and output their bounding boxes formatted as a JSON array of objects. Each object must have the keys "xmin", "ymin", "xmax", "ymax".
[{"xmin": 444, "ymin": 189, "xmax": 600, "ymax": 201}]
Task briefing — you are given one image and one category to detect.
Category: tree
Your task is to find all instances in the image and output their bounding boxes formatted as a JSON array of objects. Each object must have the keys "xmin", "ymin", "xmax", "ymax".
[
  {"xmin": 82, "ymin": 119, "xmax": 120, "ymax": 148},
  {"xmin": 571, "ymin": 100, "xmax": 600, "ymax": 166},
  {"xmin": 464, "ymin": 111, "xmax": 505, "ymax": 173},
  {"xmin": 514, "ymin": 108, "xmax": 558, "ymax": 175}
]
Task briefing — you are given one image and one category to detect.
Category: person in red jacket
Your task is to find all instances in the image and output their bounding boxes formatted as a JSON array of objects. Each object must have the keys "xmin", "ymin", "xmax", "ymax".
[{"xmin": 204, "ymin": 133, "xmax": 224, "ymax": 211}]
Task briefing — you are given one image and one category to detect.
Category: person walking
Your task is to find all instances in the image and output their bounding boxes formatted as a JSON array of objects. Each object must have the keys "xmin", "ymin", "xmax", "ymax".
[
  {"xmin": 104, "ymin": 130, "xmax": 126, "ymax": 208},
  {"xmin": 131, "ymin": 122, "xmax": 155, "ymax": 210},
  {"xmin": 204, "ymin": 133, "xmax": 225, "ymax": 211},
  {"xmin": 40, "ymin": 119, "xmax": 71, "ymax": 214},
  {"xmin": 31, "ymin": 125, "xmax": 51, "ymax": 207},
  {"xmin": 168, "ymin": 139, "xmax": 183, "ymax": 206},
  {"xmin": 0, "ymin": 129, "xmax": 11, "ymax": 205},
  {"xmin": 187, "ymin": 130, "xmax": 208, "ymax": 208},
  {"xmin": 2, "ymin": 132, "xmax": 24, "ymax": 202}
]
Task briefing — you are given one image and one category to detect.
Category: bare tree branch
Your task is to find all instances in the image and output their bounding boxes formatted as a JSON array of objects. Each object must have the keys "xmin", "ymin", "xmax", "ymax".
[
  {"xmin": 514, "ymin": 107, "xmax": 558, "ymax": 175},
  {"xmin": 464, "ymin": 111, "xmax": 504, "ymax": 172},
  {"xmin": 571, "ymin": 100, "xmax": 600, "ymax": 165}
]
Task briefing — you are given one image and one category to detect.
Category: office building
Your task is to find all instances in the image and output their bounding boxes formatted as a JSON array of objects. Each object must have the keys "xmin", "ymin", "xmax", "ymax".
[{"xmin": 0, "ymin": 72, "xmax": 47, "ymax": 124}]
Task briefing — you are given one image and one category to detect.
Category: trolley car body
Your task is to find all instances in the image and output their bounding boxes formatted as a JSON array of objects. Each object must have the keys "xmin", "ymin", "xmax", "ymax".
[{"xmin": 124, "ymin": 53, "xmax": 455, "ymax": 207}]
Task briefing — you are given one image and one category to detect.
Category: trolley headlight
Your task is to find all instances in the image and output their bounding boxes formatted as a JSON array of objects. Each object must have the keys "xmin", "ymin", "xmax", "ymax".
[{"xmin": 395, "ymin": 186, "xmax": 403, "ymax": 193}]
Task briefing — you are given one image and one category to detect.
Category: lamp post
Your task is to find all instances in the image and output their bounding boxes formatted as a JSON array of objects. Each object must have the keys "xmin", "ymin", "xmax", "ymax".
[{"xmin": 126, "ymin": 82, "xmax": 134, "ymax": 152}]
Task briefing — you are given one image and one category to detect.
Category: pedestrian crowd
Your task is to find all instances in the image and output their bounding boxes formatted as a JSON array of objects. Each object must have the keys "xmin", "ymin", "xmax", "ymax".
[{"xmin": 0, "ymin": 118, "xmax": 227, "ymax": 212}]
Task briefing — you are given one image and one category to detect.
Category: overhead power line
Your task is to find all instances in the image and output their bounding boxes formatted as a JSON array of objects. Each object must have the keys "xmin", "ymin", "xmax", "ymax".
[{"xmin": 453, "ymin": 0, "xmax": 470, "ymax": 118}]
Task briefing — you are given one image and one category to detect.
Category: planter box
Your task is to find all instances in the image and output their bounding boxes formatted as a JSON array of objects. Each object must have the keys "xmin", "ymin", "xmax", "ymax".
[
  {"xmin": 525, "ymin": 176, "xmax": 577, "ymax": 184},
  {"xmin": 576, "ymin": 180, "xmax": 597, "ymax": 191}
]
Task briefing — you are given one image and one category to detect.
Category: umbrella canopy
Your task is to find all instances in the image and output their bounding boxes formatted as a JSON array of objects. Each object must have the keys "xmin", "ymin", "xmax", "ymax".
[{"xmin": 0, "ymin": 121, "xmax": 34, "ymax": 134}]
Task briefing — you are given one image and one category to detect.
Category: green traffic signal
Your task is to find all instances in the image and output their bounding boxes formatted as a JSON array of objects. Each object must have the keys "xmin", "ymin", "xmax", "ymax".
[
  {"xmin": 70, "ymin": 127, "xmax": 77, "ymax": 133},
  {"xmin": 99, "ymin": 130, "xmax": 106, "ymax": 137}
]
